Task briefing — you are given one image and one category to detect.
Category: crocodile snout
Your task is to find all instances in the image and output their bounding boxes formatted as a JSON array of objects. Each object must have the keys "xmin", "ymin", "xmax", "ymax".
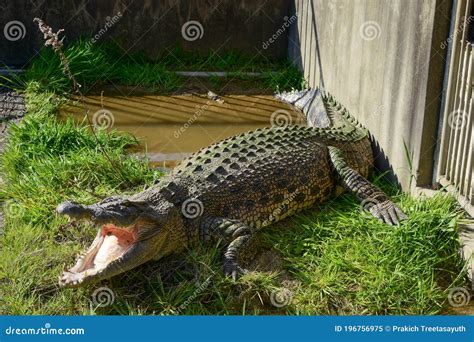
[{"xmin": 56, "ymin": 201, "xmax": 91, "ymax": 219}]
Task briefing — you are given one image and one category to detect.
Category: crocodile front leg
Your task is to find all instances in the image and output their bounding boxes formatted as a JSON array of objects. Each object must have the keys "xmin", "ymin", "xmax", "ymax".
[
  {"xmin": 328, "ymin": 146, "xmax": 407, "ymax": 225},
  {"xmin": 201, "ymin": 217, "xmax": 253, "ymax": 280}
]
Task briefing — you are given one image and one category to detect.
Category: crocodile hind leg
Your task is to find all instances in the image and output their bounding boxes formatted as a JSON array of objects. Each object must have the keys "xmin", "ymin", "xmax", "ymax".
[
  {"xmin": 328, "ymin": 146, "xmax": 407, "ymax": 225},
  {"xmin": 201, "ymin": 217, "xmax": 254, "ymax": 280}
]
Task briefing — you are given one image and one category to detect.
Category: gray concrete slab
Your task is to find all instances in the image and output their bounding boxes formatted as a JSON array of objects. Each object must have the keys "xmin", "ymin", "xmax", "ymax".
[{"xmin": 0, "ymin": 90, "xmax": 25, "ymax": 232}]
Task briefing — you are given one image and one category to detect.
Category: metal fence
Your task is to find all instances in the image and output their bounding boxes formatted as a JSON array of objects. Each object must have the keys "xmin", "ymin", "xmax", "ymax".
[{"xmin": 437, "ymin": 0, "xmax": 474, "ymax": 216}]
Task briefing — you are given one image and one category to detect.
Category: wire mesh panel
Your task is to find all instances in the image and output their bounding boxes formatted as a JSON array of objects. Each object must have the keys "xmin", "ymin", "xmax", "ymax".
[{"xmin": 438, "ymin": 0, "xmax": 474, "ymax": 216}]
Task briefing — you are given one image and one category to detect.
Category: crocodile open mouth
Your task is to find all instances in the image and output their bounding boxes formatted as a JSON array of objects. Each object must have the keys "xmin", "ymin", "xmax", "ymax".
[{"xmin": 59, "ymin": 224, "xmax": 138, "ymax": 286}]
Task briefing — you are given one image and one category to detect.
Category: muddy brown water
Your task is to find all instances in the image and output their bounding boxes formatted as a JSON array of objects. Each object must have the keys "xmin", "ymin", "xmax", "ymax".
[{"xmin": 60, "ymin": 93, "xmax": 306, "ymax": 167}]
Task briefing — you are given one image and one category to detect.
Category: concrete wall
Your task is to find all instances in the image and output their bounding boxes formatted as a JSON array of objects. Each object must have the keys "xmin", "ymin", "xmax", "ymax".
[
  {"xmin": 0, "ymin": 0, "xmax": 290, "ymax": 66},
  {"xmin": 288, "ymin": 0, "xmax": 453, "ymax": 190}
]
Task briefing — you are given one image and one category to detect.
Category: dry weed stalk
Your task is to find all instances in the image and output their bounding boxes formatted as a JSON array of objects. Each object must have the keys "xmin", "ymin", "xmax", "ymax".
[{"xmin": 33, "ymin": 18, "xmax": 128, "ymax": 182}]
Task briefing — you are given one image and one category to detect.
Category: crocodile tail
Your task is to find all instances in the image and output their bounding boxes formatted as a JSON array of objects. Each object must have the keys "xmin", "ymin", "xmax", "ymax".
[
  {"xmin": 275, "ymin": 88, "xmax": 368, "ymax": 141},
  {"xmin": 319, "ymin": 90, "xmax": 369, "ymax": 142}
]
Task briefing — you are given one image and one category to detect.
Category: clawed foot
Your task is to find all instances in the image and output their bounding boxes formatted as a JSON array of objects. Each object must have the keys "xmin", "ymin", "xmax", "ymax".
[
  {"xmin": 367, "ymin": 200, "xmax": 407, "ymax": 225},
  {"xmin": 223, "ymin": 259, "xmax": 247, "ymax": 281}
]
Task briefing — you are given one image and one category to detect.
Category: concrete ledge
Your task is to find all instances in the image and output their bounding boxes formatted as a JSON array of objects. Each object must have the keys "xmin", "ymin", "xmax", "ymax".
[{"xmin": 460, "ymin": 219, "xmax": 474, "ymax": 283}]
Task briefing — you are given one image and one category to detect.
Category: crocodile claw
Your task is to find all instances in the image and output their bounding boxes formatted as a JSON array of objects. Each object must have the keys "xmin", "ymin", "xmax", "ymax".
[
  {"xmin": 223, "ymin": 261, "xmax": 246, "ymax": 281},
  {"xmin": 369, "ymin": 200, "xmax": 407, "ymax": 225}
]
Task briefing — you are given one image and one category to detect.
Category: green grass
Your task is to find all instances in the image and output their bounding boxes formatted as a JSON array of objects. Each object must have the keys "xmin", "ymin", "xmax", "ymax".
[
  {"xmin": 262, "ymin": 188, "xmax": 466, "ymax": 314},
  {"xmin": 0, "ymin": 51, "xmax": 467, "ymax": 315},
  {"xmin": 0, "ymin": 88, "xmax": 160, "ymax": 314},
  {"xmin": 0, "ymin": 87, "xmax": 467, "ymax": 315},
  {"xmin": 9, "ymin": 40, "xmax": 305, "ymax": 94}
]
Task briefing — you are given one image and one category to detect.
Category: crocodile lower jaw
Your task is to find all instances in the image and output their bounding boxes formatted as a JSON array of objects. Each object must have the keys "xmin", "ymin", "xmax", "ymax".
[{"xmin": 59, "ymin": 224, "xmax": 138, "ymax": 287}]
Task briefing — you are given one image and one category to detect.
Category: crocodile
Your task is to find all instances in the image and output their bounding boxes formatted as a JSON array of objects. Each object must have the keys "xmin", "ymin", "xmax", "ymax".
[{"xmin": 57, "ymin": 93, "xmax": 406, "ymax": 287}]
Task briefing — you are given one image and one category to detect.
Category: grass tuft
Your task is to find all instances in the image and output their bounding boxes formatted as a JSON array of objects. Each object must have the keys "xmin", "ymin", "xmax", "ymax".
[
  {"xmin": 260, "ymin": 186, "xmax": 466, "ymax": 315},
  {"xmin": 12, "ymin": 41, "xmax": 305, "ymax": 94}
]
